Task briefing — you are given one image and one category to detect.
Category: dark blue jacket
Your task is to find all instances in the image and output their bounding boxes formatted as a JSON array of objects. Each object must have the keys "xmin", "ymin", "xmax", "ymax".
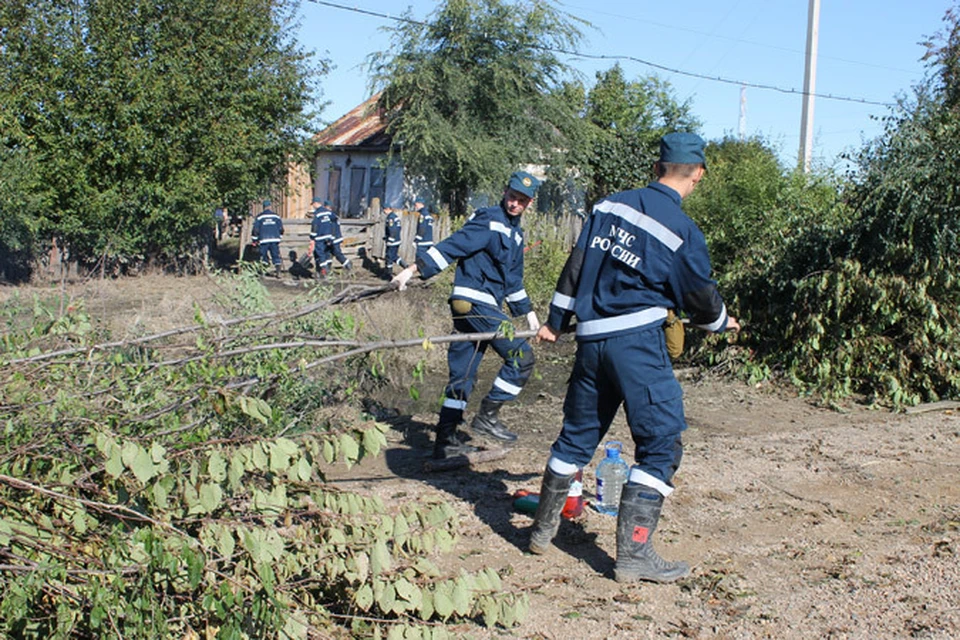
[
  {"xmin": 309, "ymin": 206, "xmax": 334, "ymax": 244},
  {"xmin": 416, "ymin": 202, "xmax": 531, "ymax": 317},
  {"xmin": 385, "ymin": 212, "xmax": 402, "ymax": 246},
  {"xmin": 546, "ymin": 182, "xmax": 728, "ymax": 341},
  {"xmin": 252, "ymin": 209, "xmax": 283, "ymax": 244},
  {"xmin": 330, "ymin": 211, "xmax": 345, "ymax": 247},
  {"xmin": 415, "ymin": 208, "xmax": 434, "ymax": 248}
]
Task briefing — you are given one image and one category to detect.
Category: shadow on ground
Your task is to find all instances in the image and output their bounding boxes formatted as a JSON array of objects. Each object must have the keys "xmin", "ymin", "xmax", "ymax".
[{"xmin": 376, "ymin": 410, "xmax": 613, "ymax": 576}]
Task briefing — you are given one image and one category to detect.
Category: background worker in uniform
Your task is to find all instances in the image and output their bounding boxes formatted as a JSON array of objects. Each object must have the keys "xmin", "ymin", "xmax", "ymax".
[
  {"xmin": 251, "ymin": 199, "xmax": 284, "ymax": 277},
  {"xmin": 392, "ymin": 171, "xmax": 542, "ymax": 459},
  {"xmin": 414, "ymin": 200, "xmax": 434, "ymax": 250},
  {"xmin": 309, "ymin": 197, "xmax": 334, "ymax": 278},
  {"xmin": 383, "ymin": 206, "xmax": 405, "ymax": 277},
  {"xmin": 327, "ymin": 201, "xmax": 353, "ymax": 272},
  {"xmin": 531, "ymin": 133, "xmax": 740, "ymax": 583}
]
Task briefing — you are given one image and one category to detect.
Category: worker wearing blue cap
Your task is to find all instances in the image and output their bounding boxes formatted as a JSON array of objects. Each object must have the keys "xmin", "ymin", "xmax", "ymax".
[
  {"xmin": 392, "ymin": 171, "xmax": 543, "ymax": 459},
  {"xmin": 413, "ymin": 201, "xmax": 434, "ymax": 250},
  {"xmin": 529, "ymin": 133, "xmax": 740, "ymax": 583},
  {"xmin": 251, "ymin": 199, "xmax": 284, "ymax": 277},
  {"xmin": 309, "ymin": 197, "xmax": 334, "ymax": 278},
  {"xmin": 326, "ymin": 202, "xmax": 352, "ymax": 273}
]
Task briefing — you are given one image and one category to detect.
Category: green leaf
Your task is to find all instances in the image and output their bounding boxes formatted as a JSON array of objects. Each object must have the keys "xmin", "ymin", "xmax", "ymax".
[
  {"xmin": 377, "ymin": 582, "xmax": 397, "ymax": 614},
  {"xmin": 208, "ymin": 450, "xmax": 228, "ymax": 482},
  {"xmin": 105, "ymin": 447, "xmax": 124, "ymax": 478},
  {"xmin": 131, "ymin": 446, "xmax": 158, "ymax": 484},
  {"xmin": 354, "ymin": 584, "xmax": 374, "ymax": 612},
  {"xmin": 452, "ymin": 578, "xmax": 470, "ymax": 616},
  {"xmin": 200, "ymin": 483, "xmax": 223, "ymax": 512},
  {"xmin": 228, "ymin": 453, "xmax": 245, "ymax": 490},
  {"xmin": 340, "ymin": 433, "xmax": 360, "ymax": 466},
  {"xmin": 395, "ymin": 577, "xmax": 422, "ymax": 609},
  {"xmin": 482, "ymin": 596, "xmax": 499, "ymax": 628},
  {"xmin": 152, "ymin": 481, "xmax": 169, "ymax": 509},
  {"xmin": 295, "ymin": 457, "xmax": 312, "ymax": 482},
  {"xmin": 71, "ymin": 507, "xmax": 87, "ymax": 535},
  {"xmin": 150, "ymin": 441, "xmax": 166, "ymax": 464},
  {"xmin": 371, "ymin": 540, "xmax": 391, "ymax": 575},
  {"xmin": 363, "ymin": 427, "xmax": 383, "ymax": 457},
  {"xmin": 433, "ymin": 585, "xmax": 454, "ymax": 620}
]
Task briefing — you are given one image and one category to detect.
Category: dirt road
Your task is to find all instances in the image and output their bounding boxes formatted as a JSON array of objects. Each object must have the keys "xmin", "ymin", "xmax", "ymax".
[
  {"xmin": 343, "ymin": 361, "xmax": 960, "ymax": 639},
  {"xmin": 11, "ymin": 274, "xmax": 957, "ymax": 638}
]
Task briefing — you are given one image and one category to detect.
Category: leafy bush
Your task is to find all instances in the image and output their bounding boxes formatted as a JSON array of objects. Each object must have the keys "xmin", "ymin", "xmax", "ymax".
[{"xmin": 0, "ymin": 274, "xmax": 527, "ymax": 638}]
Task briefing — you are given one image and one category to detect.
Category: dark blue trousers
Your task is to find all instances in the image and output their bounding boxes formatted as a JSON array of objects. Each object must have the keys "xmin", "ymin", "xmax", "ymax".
[
  {"xmin": 550, "ymin": 326, "xmax": 685, "ymax": 488},
  {"xmin": 259, "ymin": 242, "xmax": 281, "ymax": 266},
  {"xmin": 440, "ymin": 302, "xmax": 534, "ymax": 423}
]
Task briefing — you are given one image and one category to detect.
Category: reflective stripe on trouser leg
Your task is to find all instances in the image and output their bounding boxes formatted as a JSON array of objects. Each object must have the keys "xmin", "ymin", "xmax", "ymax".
[
  {"xmin": 314, "ymin": 246, "xmax": 332, "ymax": 269},
  {"xmin": 486, "ymin": 337, "xmax": 534, "ymax": 402}
]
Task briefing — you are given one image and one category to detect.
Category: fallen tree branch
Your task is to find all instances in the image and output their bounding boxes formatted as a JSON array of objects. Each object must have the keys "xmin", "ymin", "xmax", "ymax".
[
  {"xmin": 5, "ymin": 282, "xmax": 400, "ymax": 366},
  {"xmin": 0, "ymin": 473, "xmax": 189, "ymax": 538},
  {"xmin": 422, "ymin": 447, "xmax": 510, "ymax": 472},
  {"xmin": 903, "ymin": 400, "xmax": 960, "ymax": 415}
]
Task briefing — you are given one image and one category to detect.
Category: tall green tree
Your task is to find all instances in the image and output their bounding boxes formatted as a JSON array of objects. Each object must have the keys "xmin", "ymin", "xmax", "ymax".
[
  {"xmin": 0, "ymin": 0, "xmax": 326, "ymax": 276},
  {"xmin": 577, "ymin": 65, "xmax": 701, "ymax": 206},
  {"xmin": 369, "ymin": 0, "xmax": 587, "ymax": 215}
]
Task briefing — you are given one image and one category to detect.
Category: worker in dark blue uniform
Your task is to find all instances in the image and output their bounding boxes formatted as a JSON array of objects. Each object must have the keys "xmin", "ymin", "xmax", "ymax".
[
  {"xmin": 328, "ymin": 204, "xmax": 353, "ymax": 272},
  {"xmin": 251, "ymin": 199, "xmax": 284, "ymax": 277},
  {"xmin": 529, "ymin": 133, "xmax": 740, "ymax": 583},
  {"xmin": 392, "ymin": 172, "xmax": 543, "ymax": 459},
  {"xmin": 414, "ymin": 201, "xmax": 434, "ymax": 250},
  {"xmin": 383, "ymin": 206, "xmax": 405, "ymax": 276},
  {"xmin": 309, "ymin": 197, "xmax": 334, "ymax": 278}
]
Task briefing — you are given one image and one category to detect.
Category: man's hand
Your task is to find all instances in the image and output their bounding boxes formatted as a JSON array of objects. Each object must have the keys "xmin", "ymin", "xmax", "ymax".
[
  {"xmin": 309, "ymin": 240, "xmax": 315, "ymax": 254},
  {"xmin": 726, "ymin": 316, "xmax": 741, "ymax": 332},
  {"xmin": 526, "ymin": 311, "xmax": 540, "ymax": 332},
  {"xmin": 535, "ymin": 324, "xmax": 560, "ymax": 344},
  {"xmin": 391, "ymin": 265, "xmax": 417, "ymax": 291}
]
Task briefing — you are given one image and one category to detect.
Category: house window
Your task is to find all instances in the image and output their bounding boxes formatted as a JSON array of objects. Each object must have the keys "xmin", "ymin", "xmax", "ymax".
[
  {"xmin": 370, "ymin": 167, "xmax": 385, "ymax": 210},
  {"xmin": 348, "ymin": 167, "xmax": 366, "ymax": 217}
]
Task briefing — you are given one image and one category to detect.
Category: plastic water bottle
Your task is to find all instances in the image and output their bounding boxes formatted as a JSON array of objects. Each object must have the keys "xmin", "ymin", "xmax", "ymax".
[{"xmin": 595, "ymin": 442, "xmax": 629, "ymax": 515}]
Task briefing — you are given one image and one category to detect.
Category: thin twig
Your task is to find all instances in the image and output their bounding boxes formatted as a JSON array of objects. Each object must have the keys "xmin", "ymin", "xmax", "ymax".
[
  {"xmin": 5, "ymin": 283, "xmax": 397, "ymax": 366},
  {"xmin": 0, "ymin": 474, "xmax": 189, "ymax": 538}
]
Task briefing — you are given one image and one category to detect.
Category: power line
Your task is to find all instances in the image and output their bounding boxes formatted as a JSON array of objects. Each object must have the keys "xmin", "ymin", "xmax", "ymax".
[
  {"xmin": 556, "ymin": 0, "xmax": 922, "ymax": 77},
  {"xmin": 306, "ymin": 0, "xmax": 896, "ymax": 108}
]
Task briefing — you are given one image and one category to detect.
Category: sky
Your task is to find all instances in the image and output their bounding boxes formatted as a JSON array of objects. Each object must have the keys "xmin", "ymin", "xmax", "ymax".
[{"xmin": 293, "ymin": 0, "xmax": 956, "ymax": 169}]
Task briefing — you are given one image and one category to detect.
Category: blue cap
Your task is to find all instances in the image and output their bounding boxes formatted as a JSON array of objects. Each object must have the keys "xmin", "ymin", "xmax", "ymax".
[
  {"xmin": 263, "ymin": 199, "xmax": 272, "ymax": 208},
  {"xmin": 323, "ymin": 200, "xmax": 332, "ymax": 207},
  {"xmin": 507, "ymin": 171, "xmax": 541, "ymax": 198},
  {"xmin": 659, "ymin": 132, "xmax": 707, "ymax": 167},
  {"xmin": 311, "ymin": 196, "xmax": 322, "ymax": 204}
]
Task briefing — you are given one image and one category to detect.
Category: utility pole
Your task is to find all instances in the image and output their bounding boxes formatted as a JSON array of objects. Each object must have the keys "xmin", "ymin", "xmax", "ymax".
[
  {"xmin": 739, "ymin": 85, "xmax": 747, "ymax": 141},
  {"xmin": 799, "ymin": 0, "xmax": 821, "ymax": 172}
]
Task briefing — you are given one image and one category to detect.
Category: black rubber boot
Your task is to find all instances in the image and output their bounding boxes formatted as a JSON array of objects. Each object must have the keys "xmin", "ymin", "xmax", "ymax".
[
  {"xmin": 470, "ymin": 398, "xmax": 518, "ymax": 442},
  {"xmin": 528, "ymin": 466, "xmax": 574, "ymax": 554},
  {"xmin": 432, "ymin": 409, "xmax": 478, "ymax": 460},
  {"xmin": 615, "ymin": 483, "xmax": 690, "ymax": 583},
  {"xmin": 274, "ymin": 264, "xmax": 282, "ymax": 278}
]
